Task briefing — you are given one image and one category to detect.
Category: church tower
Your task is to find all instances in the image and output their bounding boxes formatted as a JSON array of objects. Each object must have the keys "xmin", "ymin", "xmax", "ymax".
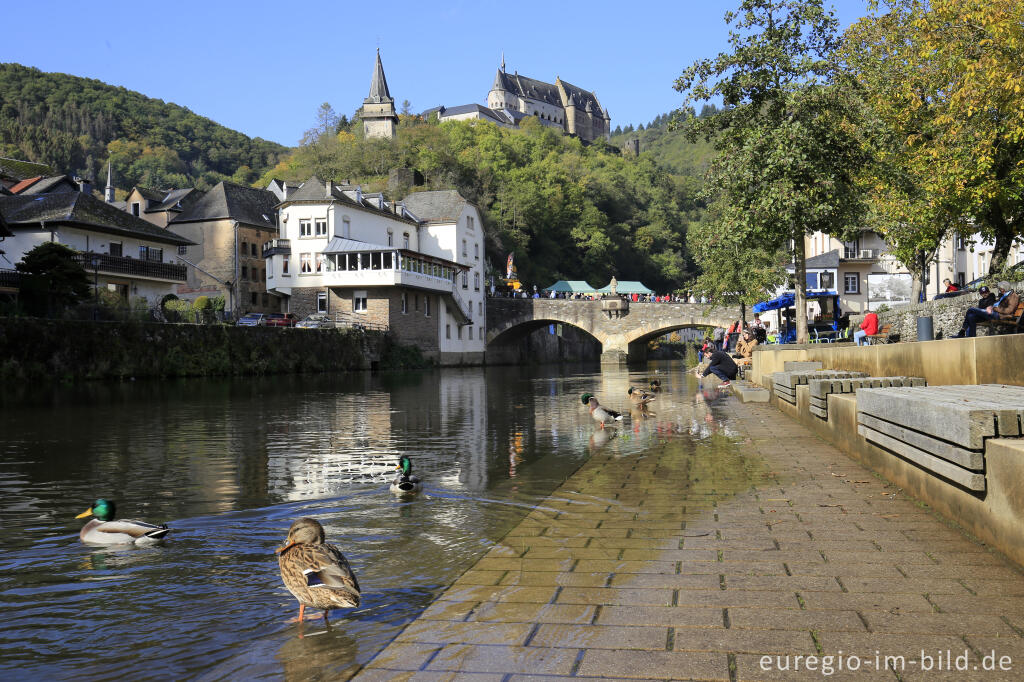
[
  {"xmin": 104, "ymin": 162, "xmax": 115, "ymax": 203},
  {"xmin": 362, "ymin": 49, "xmax": 398, "ymax": 139}
]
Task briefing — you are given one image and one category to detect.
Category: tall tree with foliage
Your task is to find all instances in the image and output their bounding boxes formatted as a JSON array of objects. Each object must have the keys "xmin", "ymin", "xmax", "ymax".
[
  {"xmin": 843, "ymin": 0, "xmax": 1024, "ymax": 276},
  {"xmin": 673, "ymin": 0, "xmax": 869, "ymax": 343},
  {"xmin": 15, "ymin": 242, "xmax": 91, "ymax": 317}
]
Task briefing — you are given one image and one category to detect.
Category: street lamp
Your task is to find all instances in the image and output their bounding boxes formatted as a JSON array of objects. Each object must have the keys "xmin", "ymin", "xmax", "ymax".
[{"xmin": 90, "ymin": 253, "xmax": 101, "ymax": 320}]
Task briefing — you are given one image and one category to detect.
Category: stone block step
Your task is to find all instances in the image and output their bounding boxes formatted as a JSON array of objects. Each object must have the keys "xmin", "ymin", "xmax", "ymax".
[
  {"xmin": 857, "ymin": 424, "xmax": 986, "ymax": 491},
  {"xmin": 857, "ymin": 385, "xmax": 1024, "ymax": 449},
  {"xmin": 783, "ymin": 361, "xmax": 823, "ymax": 372},
  {"xmin": 858, "ymin": 413, "xmax": 985, "ymax": 471}
]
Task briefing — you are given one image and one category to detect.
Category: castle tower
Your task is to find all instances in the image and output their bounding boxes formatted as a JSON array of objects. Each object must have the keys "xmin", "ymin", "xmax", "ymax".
[
  {"xmin": 362, "ymin": 49, "xmax": 398, "ymax": 140},
  {"xmin": 104, "ymin": 162, "xmax": 115, "ymax": 203}
]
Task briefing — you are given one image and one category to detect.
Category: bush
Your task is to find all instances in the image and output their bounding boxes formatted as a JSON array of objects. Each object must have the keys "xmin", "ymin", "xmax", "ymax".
[{"xmin": 193, "ymin": 295, "xmax": 211, "ymax": 310}]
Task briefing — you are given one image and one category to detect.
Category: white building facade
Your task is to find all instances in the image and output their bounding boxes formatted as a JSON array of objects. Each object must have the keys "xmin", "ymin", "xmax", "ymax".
[{"xmin": 265, "ymin": 178, "xmax": 485, "ymax": 365}]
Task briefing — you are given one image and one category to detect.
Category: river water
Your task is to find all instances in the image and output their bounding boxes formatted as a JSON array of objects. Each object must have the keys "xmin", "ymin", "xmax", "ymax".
[{"xmin": 0, "ymin": 361, "xmax": 746, "ymax": 680}]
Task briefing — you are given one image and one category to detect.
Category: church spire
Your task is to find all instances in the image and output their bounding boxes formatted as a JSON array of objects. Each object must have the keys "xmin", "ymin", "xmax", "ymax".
[
  {"xmin": 501, "ymin": 51, "xmax": 505, "ymax": 72},
  {"xmin": 366, "ymin": 47, "xmax": 393, "ymax": 104},
  {"xmin": 104, "ymin": 162, "xmax": 115, "ymax": 203}
]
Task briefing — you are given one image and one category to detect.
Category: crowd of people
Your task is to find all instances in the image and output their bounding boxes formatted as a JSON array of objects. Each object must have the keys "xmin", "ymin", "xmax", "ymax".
[{"xmin": 487, "ymin": 286, "xmax": 714, "ymax": 304}]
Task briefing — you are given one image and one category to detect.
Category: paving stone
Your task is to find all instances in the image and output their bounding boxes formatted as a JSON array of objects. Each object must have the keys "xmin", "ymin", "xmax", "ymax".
[
  {"xmin": 728, "ymin": 607, "xmax": 868, "ymax": 632},
  {"xmin": 596, "ymin": 605, "xmax": 724, "ymax": 628},
  {"xmin": 576, "ymin": 649, "xmax": 730, "ymax": 680},
  {"xmin": 361, "ymin": 642, "xmax": 444, "ymax": 670},
  {"xmin": 499, "ymin": 571, "xmax": 610, "ymax": 588},
  {"xmin": 396, "ymin": 621, "xmax": 534, "ymax": 646},
  {"xmin": 425, "ymin": 644, "xmax": 579, "ymax": 675},
  {"xmin": 672, "ymin": 628, "xmax": 817, "ymax": 654},
  {"xmin": 529, "ymin": 624, "xmax": 669, "ymax": 650}
]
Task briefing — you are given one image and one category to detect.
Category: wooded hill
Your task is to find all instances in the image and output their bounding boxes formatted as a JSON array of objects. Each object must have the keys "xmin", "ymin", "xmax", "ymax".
[{"xmin": 0, "ymin": 64, "xmax": 288, "ymax": 191}]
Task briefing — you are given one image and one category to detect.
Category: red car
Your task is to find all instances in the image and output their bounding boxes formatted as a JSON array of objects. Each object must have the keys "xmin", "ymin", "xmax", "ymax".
[{"xmin": 265, "ymin": 313, "xmax": 299, "ymax": 327}]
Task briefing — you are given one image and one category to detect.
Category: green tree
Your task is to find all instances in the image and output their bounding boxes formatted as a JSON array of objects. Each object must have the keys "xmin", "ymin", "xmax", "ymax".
[
  {"xmin": 673, "ymin": 0, "xmax": 869, "ymax": 343},
  {"xmin": 843, "ymin": 0, "xmax": 1024, "ymax": 275},
  {"xmin": 15, "ymin": 242, "xmax": 91, "ymax": 317}
]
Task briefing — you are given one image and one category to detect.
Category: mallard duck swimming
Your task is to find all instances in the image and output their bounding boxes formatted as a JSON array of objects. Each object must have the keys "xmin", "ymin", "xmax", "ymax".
[
  {"xmin": 649, "ymin": 379, "xmax": 661, "ymax": 392},
  {"xmin": 277, "ymin": 517, "xmax": 361, "ymax": 623},
  {"xmin": 581, "ymin": 393, "xmax": 623, "ymax": 426},
  {"xmin": 627, "ymin": 386, "xmax": 656, "ymax": 406},
  {"xmin": 75, "ymin": 499, "xmax": 171, "ymax": 546},
  {"xmin": 390, "ymin": 455, "xmax": 422, "ymax": 494}
]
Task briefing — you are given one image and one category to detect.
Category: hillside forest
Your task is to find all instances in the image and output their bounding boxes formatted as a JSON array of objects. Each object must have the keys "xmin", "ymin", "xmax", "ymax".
[{"xmin": 0, "ymin": 64, "xmax": 287, "ymax": 191}]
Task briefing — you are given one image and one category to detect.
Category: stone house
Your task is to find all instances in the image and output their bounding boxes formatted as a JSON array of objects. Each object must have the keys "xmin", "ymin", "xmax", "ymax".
[
  {"xmin": 265, "ymin": 177, "xmax": 484, "ymax": 364},
  {"xmin": 0, "ymin": 189, "xmax": 192, "ymax": 304},
  {"xmin": 168, "ymin": 181, "xmax": 279, "ymax": 314},
  {"xmin": 122, "ymin": 186, "xmax": 200, "ymax": 228}
]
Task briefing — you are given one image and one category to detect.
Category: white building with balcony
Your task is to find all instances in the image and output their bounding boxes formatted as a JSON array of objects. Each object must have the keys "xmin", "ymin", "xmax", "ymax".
[{"xmin": 266, "ymin": 177, "xmax": 485, "ymax": 364}]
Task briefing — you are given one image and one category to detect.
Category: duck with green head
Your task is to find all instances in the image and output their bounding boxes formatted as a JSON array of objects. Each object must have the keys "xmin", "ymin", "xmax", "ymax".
[
  {"xmin": 581, "ymin": 393, "xmax": 623, "ymax": 427},
  {"xmin": 75, "ymin": 499, "xmax": 171, "ymax": 545},
  {"xmin": 390, "ymin": 455, "xmax": 422, "ymax": 494}
]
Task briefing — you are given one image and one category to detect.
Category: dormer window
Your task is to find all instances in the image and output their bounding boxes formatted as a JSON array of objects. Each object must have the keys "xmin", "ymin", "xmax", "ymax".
[{"xmin": 131, "ymin": 202, "xmax": 141, "ymax": 217}]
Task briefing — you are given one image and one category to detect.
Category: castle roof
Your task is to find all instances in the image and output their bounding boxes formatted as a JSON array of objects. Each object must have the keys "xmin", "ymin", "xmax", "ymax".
[
  {"xmin": 365, "ymin": 48, "xmax": 393, "ymax": 104},
  {"xmin": 558, "ymin": 78, "xmax": 605, "ymax": 116},
  {"xmin": 438, "ymin": 103, "xmax": 510, "ymax": 125},
  {"xmin": 493, "ymin": 70, "xmax": 563, "ymax": 108}
]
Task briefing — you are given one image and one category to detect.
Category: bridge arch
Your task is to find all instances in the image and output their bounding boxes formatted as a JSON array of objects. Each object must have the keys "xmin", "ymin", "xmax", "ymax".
[{"xmin": 486, "ymin": 299, "xmax": 742, "ymax": 363}]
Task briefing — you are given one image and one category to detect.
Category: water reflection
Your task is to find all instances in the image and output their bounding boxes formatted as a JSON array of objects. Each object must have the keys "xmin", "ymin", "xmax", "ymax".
[{"xmin": 0, "ymin": 361, "xmax": 747, "ymax": 679}]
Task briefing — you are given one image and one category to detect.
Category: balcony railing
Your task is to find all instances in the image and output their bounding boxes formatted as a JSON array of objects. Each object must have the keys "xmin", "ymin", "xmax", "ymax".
[
  {"xmin": 0, "ymin": 269, "xmax": 22, "ymax": 289},
  {"xmin": 73, "ymin": 253, "xmax": 187, "ymax": 282},
  {"xmin": 262, "ymin": 239, "xmax": 291, "ymax": 258}
]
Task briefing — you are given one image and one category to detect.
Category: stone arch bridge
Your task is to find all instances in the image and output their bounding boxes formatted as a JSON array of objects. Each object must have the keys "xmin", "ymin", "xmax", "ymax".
[{"xmin": 486, "ymin": 298, "xmax": 743, "ymax": 363}]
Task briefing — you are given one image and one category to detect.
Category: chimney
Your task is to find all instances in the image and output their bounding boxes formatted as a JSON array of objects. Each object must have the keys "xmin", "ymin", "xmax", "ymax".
[
  {"xmin": 74, "ymin": 176, "xmax": 92, "ymax": 195},
  {"xmin": 325, "ymin": 179, "xmax": 331, "ymax": 197},
  {"xmin": 104, "ymin": 162, "xmax": 115, "ymax": 203},
  {"xmin": 356, "ymin": 186, "xmax": 363, "ymax": 204},
  {"xmin": 282, "ymin": 183, "xmax": 288, "ymax": 200}
]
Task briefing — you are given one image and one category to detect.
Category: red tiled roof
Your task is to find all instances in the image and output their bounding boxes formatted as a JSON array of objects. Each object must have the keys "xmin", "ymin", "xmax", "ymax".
[{"xmin": 9, "ymin": 176, "xmax": 42, "ymax": 194}]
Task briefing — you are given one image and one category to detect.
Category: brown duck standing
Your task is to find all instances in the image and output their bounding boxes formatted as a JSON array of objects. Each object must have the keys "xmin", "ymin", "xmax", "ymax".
[{"xmin": 277, "ymin": 517, "xmax": 361, "ymax": 623}]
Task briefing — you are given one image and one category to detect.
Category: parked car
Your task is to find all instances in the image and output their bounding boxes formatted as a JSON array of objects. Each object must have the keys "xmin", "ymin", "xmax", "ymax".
[
  {"xmin": 296, "ymin": 313, "xmax": 336, "ymax": 329},
  {"xmin": 265, "ymin": 313, "xmax": 299, "ymax": 327},
  {"xmin": 235, "ymin": 313, "xmax": 266, "ymax": 326}
]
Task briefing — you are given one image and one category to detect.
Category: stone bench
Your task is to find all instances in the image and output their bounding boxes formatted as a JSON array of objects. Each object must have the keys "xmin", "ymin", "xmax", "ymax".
[
  {"xmin": 772, "ymin": 370, "xmax": 869, "ymax": 405},
  {"xmin": 856, "ymin": 384, "xmax": 1024, "ymax": 492},
  {"xmin": 808, "ymin": 376, "xmax": 927, "ymax": 420}
]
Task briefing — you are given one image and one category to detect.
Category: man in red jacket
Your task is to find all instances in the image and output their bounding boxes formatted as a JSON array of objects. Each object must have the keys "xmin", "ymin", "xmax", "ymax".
[{"xmin": 854, "ymin": 311, "xmax": 878, "ymax": 346}]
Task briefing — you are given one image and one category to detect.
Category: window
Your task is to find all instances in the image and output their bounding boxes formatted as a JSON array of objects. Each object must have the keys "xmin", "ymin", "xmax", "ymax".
[
  {"xmin": 401, "ymin": 292, "xmax": 407, "ymax": 314},
  {"xmin": 282, "ymin": 256, "xmax": 289, "ymax": 274},
  {"xmin": 462, "ymin": 239, "xmax": 468, "ymax": 257},
  {"xmin": 467, "ymin": 216, "xmax": 474, "ymax": 230},
  {"xmin": 139, "ymin": 246, "xmax": 163, "ymax": 262},
  {"xmin": 844, "ymin": 273, "xmax": 860, "ymax": 294},
  {"xmin": 131, "ymin": 202, "xmax": 141, "ymax": 217},
  {"xmin": 242, "ymin": 265, "xmax": 248, "ymax": 280},
  {"xmin": 478, "ymin": 301, "xmax": 482, "ymax": 316},
  {"xmin": 241, "ymin": 240, "xmax": 248, "ymax": 254},
  {"xmin": 479, "ymin": 326, "xmax": 483, "ymax": 340},
  {"xmin": 251, "ymin": 292, "xmax": 258, "ymax": 305},
  {"xmin": 353, "ymin": 290, "xmax": 367, "ymax": 312},
  {"xmin": 462, "ymin": 271, "xmax": 469, "ymax": 289},
  {"xmin": 819, "ymin": 272, "xmax": 834, "ymax": 290},
  {"xmin": 424, "ymin": 297, "xmax": 430, "ymax": 316},
  {"xmin": 843, "ymin": 239, "xmax": 860, "ymax": 259},
  {"xmin": 343, "ymin": 217, "xmax": 351, "ymax": 238},
  {"xmin": 315, "ymin": 253, "xmax": 325, "ymax": 273},
  {"xmin": 446, "ymin": 324, "xmax": 451, "ymax": 339},
  {"xmin": 178, "ymin": 245, "xmax": 187, "ymax": 256},
  {"xmin": 387, "ymin": 230, "xmax": 393, "ymax": 246},
  {"xmin": 474, "ymin": 272, "xmax": 480, "ymax": 291},
  {"xmin": 957, "ymin": 272, "xmax": 965, "ymax": 288},
  {"xmin": 474, "ymin": 243, "xmax": 479, "ymax": 260},
  {"xmin": 300, "ymin": 219, "xmax": 312, "ymax": 237},
  {"xmin": 457, "ymin": 326, "xmax": 462, "ymax": 340},
  {"xmin": 315, "ymin": 218, "xmax": 327, "ymax": 237},
  {"xmin": 403, "ymin": 233, "xmax": 410, "ymax": 249},
  {"xmin": 251, "ymin": 243, "xmax": 257, "ymax": 257},
  {"xmin": 317, "ymin": 291, "xmax": 328, "ymax": 313},
  {"xmin": 109, "ymin": 242, "xmax": 122, "ymax": 257},
  {"xmin": 955, "ymin": 235, "xmax": 966, "ymax": 250},
  {"xmin": 300, "ymin": 253, "xmax": 312, "ymax": 273},
  {"xmin": 267, "ymin": 259, "xmax": 274, "ymax": 277},
  {"xmin": 468, "ymin": 327, "xmax": 473, "ymax": 340}
]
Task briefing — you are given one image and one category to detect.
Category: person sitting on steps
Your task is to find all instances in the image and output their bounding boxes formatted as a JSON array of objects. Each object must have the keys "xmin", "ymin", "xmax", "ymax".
[{"xmin": 955, "ymin": 281, "xmax": 1019, "ymax": 337}]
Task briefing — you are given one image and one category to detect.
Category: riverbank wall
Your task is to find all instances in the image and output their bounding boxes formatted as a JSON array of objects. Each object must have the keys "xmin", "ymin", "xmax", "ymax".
[
  {"xmin": 0, "ymin": 317, "xmax": 428, "ymax": 382},
  {"xmin": 751, "ymin": 337, "xmax": 1024, "ymax": 567}
]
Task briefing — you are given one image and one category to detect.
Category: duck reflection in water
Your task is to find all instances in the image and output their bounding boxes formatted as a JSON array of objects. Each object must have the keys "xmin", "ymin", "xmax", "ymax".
[{"xmin": 588, "ymin": 425, "xmax": 618, "ymax": 452}]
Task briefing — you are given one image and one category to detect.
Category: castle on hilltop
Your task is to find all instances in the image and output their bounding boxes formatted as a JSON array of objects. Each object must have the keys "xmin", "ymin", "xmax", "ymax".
[{"xmin": 361, "ymin": 52, "xmax": 610, "ymax": 143}]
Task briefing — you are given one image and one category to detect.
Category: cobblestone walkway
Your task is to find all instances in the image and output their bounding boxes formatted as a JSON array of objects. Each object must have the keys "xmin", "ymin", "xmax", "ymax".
[{"xmin": 353, "ymin": 400, "xmax": 1024, "ymax": 681}]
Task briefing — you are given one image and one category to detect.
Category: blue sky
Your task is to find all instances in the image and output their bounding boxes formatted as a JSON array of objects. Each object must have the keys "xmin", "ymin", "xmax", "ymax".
[{"xmin": 2, "ymin": 0, "xmax": 870, "ymax": 147}]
